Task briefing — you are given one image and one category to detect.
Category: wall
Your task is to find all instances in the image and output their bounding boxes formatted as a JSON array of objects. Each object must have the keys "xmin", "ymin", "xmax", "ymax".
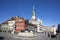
[{"xmin": 15, "ymin": 18, "xmax": 26, "ymax": 32}]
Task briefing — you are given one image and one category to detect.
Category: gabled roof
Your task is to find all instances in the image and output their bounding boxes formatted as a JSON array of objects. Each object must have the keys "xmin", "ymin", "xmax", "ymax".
[
  {"xmin": 1, "ymin": 16, "xmax": 26, "ymax": 25},
  {"xmin": 1, "ymin": 20, "xmax": 8, "ymax": 24}
]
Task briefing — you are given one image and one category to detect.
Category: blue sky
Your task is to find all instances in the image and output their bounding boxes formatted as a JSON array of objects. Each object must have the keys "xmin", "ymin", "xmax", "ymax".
[{"xmin": 0, "ymin": 0, "xmax": 60, "ymax": 27}]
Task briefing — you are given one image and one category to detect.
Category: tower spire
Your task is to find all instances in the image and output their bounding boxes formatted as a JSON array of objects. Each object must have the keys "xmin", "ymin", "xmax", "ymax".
[
  {"xmin": 32, "ymin": 5, "xmax": 36, "ymax": 20},
  {"xmin": 33, "ymin": 5, "xmax": 34, "ymax": 10}
]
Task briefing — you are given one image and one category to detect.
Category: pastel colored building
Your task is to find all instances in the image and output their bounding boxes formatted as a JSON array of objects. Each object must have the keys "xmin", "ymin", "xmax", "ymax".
[
  {"xmin": 15, "ymin": 16, "xmax": 26, "ymax": 32},
  {"xmin": 0, "ymin": 20, "xmax": 9, "ymax": 32},
  {"xmin": 8, "ymin": 20, "xmax": 15, "ymax": 31}
]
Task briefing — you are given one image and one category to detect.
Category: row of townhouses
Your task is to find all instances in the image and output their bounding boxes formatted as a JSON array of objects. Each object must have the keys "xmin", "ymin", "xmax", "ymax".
[
  {"xmin": 0, "ymin": 16, "xmax": 26, "ymax": 33},
  {"xmin": 0, "ymin": 6, "xmax": 56, "ymax": 34}
]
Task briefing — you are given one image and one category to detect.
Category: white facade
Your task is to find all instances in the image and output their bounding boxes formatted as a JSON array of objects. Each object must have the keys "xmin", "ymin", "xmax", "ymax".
[
  {"xmin": 53, "ymin": 27, "xmax": 56, "ymax": 34},
  {"xmin": 37, "ymin": 23, "xmax": 43, "ymax": 32},
  {"xmin": 30, "ymin": 6, "xmax": 43, "ymax": 32},
  {"xmin": 8, "ymin": 20, "xmax": 15, "ymax": 31},
  {"xmin": 37, "ymin": 24, "xmax": 40, "ymax": 32},
  {"xmin": 8, "ymin": 21, "xmax": 15, "ymax": 26},
  {"xmin": 37, "ymin": 18, "xmax": 42, "ymax": 25},
  {"xmin": 32, "ymin": 6, "xmax": 36, "ymax": 20},
  {"xmin": 37, "ymin": 17, "xmax": 43, "ymax": 32}
]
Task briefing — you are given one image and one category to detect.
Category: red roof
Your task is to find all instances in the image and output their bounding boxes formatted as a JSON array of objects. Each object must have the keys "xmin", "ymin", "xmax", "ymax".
[{"xmin": 1, "ymin": 16, "xmax": 25, "ymax": 24}]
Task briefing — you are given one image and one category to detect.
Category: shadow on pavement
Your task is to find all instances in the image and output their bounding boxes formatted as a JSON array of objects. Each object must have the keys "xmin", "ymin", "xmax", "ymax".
[
  {"xmin": 0, "ymin": 36, "xmax": 4, "ymax": 40},
  {"xmin": 51, "ymin": 35, "xmax": 57, "ymax": 38}
]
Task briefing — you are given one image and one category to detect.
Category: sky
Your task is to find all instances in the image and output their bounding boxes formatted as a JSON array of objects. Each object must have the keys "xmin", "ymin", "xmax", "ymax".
[{"xmin": 0, "ymin": 0, "xmax": 60, "ymax": 27}]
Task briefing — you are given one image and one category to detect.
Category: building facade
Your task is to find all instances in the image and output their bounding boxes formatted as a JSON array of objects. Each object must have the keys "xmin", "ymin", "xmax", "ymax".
[
  {"xmin": 15, "ymin": 16, "xmax": 26, "ymax": 32},
  {"xmin": 8, "ymin": 20, "xmax": 15, "ymax": 33},
  {"xmin": 29, "ymin": 6, "xmax": 43, "ymax": 32},
  {"xmin": 0, "ymin": 21, "xmax": 10, "ymax": 32}
]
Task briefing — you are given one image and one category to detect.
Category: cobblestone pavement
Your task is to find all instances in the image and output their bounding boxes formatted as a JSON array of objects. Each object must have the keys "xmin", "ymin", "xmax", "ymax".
[{"xmin": 0, "ymin": 32, "xmax": 60, "ymax": 40}]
